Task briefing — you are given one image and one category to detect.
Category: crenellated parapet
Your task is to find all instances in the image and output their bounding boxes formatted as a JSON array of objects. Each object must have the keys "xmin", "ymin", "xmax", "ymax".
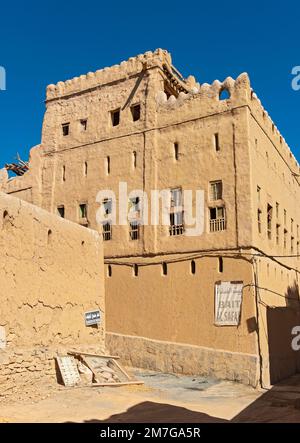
[
  {"xmin": 44, "ymin": 48, "xmax": 299, "ymax": 177},
  {"xmin": 155, "ymin": 72, "xmax": 251, "ymax": 130},
  {"xmin": 156, "ymin": 70, "xmax": 300, "ymax": 174},
  {"xmin": 46, "ymin": 48, "xmax": 182, "ymax": 102},
  {"xmin": 248, "ymin": 90, "xmax": 300, "ymax": 174},
  {"xmin": 156, "ymin": 72, "xmax": 251, "ymax": 107}
]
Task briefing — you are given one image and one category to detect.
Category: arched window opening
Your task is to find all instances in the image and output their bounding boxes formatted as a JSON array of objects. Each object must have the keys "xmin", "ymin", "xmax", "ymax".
[{"xmin": 219, "ymin": 88, "xmax": 230, "ymax": 100}]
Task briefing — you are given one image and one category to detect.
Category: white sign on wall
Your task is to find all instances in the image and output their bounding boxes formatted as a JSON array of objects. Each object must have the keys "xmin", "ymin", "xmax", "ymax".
[
  {"xmin": 85, "ymin": 310, "xmax": 101, "ymax": 326},
  {"xmin": 215, "ymin": 281, "xmax": 243, "ymax": 326}
]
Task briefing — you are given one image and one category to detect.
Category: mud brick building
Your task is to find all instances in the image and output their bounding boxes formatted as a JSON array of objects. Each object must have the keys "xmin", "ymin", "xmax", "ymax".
[{"xmin": 1, "ymin": 49, "xmax": 300, "ymax": 387}]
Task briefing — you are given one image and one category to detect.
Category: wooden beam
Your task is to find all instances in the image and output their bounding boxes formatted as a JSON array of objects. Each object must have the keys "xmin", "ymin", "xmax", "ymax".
[
  {"xmin": 68, "ymin": 351, "xmax": 120, "ymax": 359},
  {"xmin": 91, "ymin": 381, "xmax": 144, "ymax": 387}
]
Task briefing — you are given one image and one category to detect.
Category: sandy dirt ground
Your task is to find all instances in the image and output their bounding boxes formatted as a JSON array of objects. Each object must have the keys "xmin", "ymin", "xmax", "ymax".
[{"xmin": 1, "ymin": 369, "xmax": 300, "ymax": 423}]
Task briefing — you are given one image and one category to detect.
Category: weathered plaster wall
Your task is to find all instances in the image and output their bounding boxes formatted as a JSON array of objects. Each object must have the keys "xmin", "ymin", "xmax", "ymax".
[
  {"xmin": 251, "ymin": 257, "xmax": 300, "ymax": 387},
  {"xmin": 0, "ymin": 191, "xmax": 105, "ymax": 349},
  {"xmin": 106, "ymin": 333, "xmax": 259, "ymax": 387},
  {"xmin": 104, "ymin": 254, "xmax": 259, "ymax": 386},
  {"xmin": 105, "ymin": 256, "xmax": 257, "ymax": 354},
  {"xmin": 245, "ymin": 96, "xmax": 300, "ymax": 387},
  {"xmin": 0, "ymin": 191, "xmax": 105, "ymax": 391}
]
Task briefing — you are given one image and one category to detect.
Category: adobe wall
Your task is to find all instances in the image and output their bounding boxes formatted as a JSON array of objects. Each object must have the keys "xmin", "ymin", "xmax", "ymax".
[
  {"xmin": 248, "ymin": 96, "xmax": 300, "ymax": 267},
  {"xmin": 251, "ymin": 256, "xmax": 300, "ymax": 387},
  {"xmin": 0, "ymin": 191, "xmax": 105, "ymax": 393},
  {"xmin": 105, "ymin": 254, "xmax": 260, "ymax": 386},
  {"xmin": 106, "ymin": 333, "xmax": 259, "ymax": 387},
  {"xmin": 245, "ymin": 93, "xmax": 300, "ymax": 386}
]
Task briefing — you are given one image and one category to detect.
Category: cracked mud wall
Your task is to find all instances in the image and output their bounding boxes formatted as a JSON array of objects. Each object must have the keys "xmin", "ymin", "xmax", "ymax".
[{"xmin": 0, "ymin": 190, "xmax": 105, "ymax": 351}]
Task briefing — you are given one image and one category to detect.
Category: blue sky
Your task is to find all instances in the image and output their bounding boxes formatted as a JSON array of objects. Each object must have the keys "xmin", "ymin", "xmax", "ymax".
[{"xmin": 0, "ymin": 0, "xmax": 300, "ymax": 166}]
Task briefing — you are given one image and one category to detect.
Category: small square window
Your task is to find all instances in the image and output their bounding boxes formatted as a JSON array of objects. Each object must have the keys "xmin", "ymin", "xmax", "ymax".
[
  {"xmin": 57, "ymin": 206, "xmax": 65, "ymax": 218},
  {"xmin": 129, "ymin": 196, "xmax": 140, "ymax": 213},
  {"xmin": 111, "ymin": 109, "xmax": 120, "ymax": 126},
  {"xmin": 209, "ymin": 207, "xmax": 226, "ymax": 232},
  {"xmin": 131, "ymin": 104, "xmax": 140, "ymax": 122},
  {"xmin": 210, "ymin": 207, "xmax": 225, "ymax": 220},
  {"xmin": 102, "ymin": 198, "xmax": 112, "ymax": 215},
  {"xmin": 103, "ymin": 222, "xmax": 112, "ymax": 241},
  {"xmin": 169, "ymin": 212, "xmax": 184, "ymax": 236},
  {"xmin": 169, "ymin": 188, "xmax": 184, "ymax": 236},
  {"xmin": 210, "ymin": 181, "xmax": 222, "ymax": 200},
  {"xmin": 170, "ymin": 188, "xmax": 182, "ymax": 207},
  {"xmin": 79, "ymin": 203, "xmax": 87, "ymax": 219},
  {"xmin": 62, "ymin": 123, "xmax": 70, "ymax": 136},
  {"xmin": 80, "ymin": 119, "xmax": 87, "ymax": 131},
  {"xmin": 129, "ymin": 221, "xmax": 140, "ymax": 240}
]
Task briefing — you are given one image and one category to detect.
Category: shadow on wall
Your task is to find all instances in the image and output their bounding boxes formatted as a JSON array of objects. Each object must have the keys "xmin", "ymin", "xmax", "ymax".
[
  {"xmin": 286, "ymin": 281, "xmax": 300, "ymax": 309},
  {"xmin": 267, "ymin": 280, "xmax": 300, "ymax": 384}
]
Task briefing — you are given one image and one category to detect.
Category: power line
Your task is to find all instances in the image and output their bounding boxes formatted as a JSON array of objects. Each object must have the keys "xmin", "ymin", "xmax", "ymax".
[
  {"xmin": 244, "ymin": 283, "xmax": 300, "ymax": 303},
  {"xmin": 104, "ymin": 248, "xmax": 300, "ymax": 273}
]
